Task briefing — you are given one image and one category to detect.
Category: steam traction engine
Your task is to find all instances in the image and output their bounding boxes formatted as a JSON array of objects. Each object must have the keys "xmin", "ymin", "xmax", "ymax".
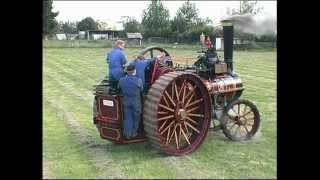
[{"xmin": 93, "ymin": 20, "xmax": 261, "ymax": 156}]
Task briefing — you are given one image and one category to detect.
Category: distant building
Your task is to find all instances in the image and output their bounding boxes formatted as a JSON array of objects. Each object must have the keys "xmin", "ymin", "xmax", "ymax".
[
  {"xmin": 66, "ymin": 34, "xmax": 78, "ymax": 40},
  {"xmin": 86, "ymin": 30, "xmax": 125, "ymax": 40},
  {"xmin": 55, "ymin": 34, "xmax": 67, "ymax": 40},
  {"xmin": 126, "ymin": 33, "xmax": 143, "ymax": 46},
  {"xmin": 78, "ymin": 31, "xmax": 86, "ymax": 39}
]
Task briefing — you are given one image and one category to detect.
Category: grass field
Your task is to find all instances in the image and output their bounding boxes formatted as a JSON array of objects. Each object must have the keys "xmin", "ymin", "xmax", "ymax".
[{"xmin": 43, "ymin": 46, "xmax": 276, "ymax": 179}]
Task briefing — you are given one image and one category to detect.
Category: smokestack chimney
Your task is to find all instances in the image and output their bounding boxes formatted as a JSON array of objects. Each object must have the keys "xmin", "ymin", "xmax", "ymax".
[{"xmin": 221, "ymin": 19, "xmax": 234, "ymax": 73}]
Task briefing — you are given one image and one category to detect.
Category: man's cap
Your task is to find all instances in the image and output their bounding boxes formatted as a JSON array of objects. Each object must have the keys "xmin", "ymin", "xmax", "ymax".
[{"xmin": 126, "ymin": 64, "xmax": 135, "ymax": 71}]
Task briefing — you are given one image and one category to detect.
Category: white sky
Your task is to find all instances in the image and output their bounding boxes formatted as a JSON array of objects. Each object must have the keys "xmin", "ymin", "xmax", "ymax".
[{"xmin": 52, "ymin": 0, "xmax": 277, "ymax": 26}]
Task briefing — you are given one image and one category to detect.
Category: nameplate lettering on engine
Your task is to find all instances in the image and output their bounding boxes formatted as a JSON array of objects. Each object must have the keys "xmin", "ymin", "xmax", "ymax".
[{"xmin": 103, "ymin": 100, "xmax": 114, "ymax": 107}]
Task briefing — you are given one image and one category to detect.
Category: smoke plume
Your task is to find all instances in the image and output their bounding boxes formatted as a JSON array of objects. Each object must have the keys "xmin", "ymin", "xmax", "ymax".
[{"xmin": 225, "ymin": 14, "xmax": 277, "ymax": 36}]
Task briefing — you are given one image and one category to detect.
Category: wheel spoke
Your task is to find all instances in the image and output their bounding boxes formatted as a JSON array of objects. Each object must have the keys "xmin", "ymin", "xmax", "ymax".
[
  {"xmin": 159, "ymin": 120, "xmax": 168, "ymax": 131},
  {"xmin": 158, "ymin": 114, "xmax": 174, "ymax": 121},
  {"xmin": 159, "ymin": 104, "xmax": 174, "ymax": 112},
  {"xmin": 242, "ymin": 116, "xmax": 254, "ymax": 125},
  {"xmin": 179, "ymin": 124, "xmax": 182, "ymax": 146},
  {"xmin": 243, "ymin": 125, "xmax": 250, "ymax": 134},
  {"xmin": 245, "ymin": 121, "xmax": 255, "ymax": 126},
  {"xmin": 185, "ymin": 116, "xmax": 198, "ymax": 124},
  {"xmin": 227, "ymin": 113, "xmax": 237, "ymax": 121},
  {"xmin": 174, "ymin": 82, "xmax": 179, "ymax": 102},
  {"xmin": 234, "ymin": 125, "xmax": 241, "ymax": 137},
  {"xmin": 242, "ymin": 109, "xmax": 253, "ymax": 117},
  {"xmin": 185, "ymin": 91, "xmax": 195, "ymax": 107},
  {"xmin": 229, "ymin": 122, "xmax": 237, "ymax": 131},
  {"xmin": 184, "ymin": 122, "xmax": 190, "ymax": 136},
  {"xmin": 188, "ymin": 113, "xmax": 204, "ymax": 118},
  {"xmin": 231, "ymin": 107, "xmax": 238, "ymax": 116},
  {"xmin": 174, "ymin": 129, "xmax": 179, "ymax": 149},
  {"xmin": 160, "ymin": 121, "xmax": 175, "ymax": 134},
  {"xmin": 158, "ymin": 111, "xmax": 168, "ymax": 115},
  {"xmin": 186, "ymin": 106, "xmax": 199, "ymax": 113},
  {"xmin": 185, "ymin": 121, "xmax": 200, "ymax": 133},
  {"xmin": 238, "ymin": 126, "xmax": 246, "ymax": 137},
  {"xmin": 185, "ymin": 98, "xmax": 203, "ymax": 109},
  {"xmin": 165, "ymin": 90, "xmax": 176, "ymax": 107},
  {"xmin": 171, "ymin": 82, "xmax": 174, "ymax": 100},
  {"xmin": 182, "ymin": 83, "xmax": 187, "ymax": 104},
  {"xmin": 180, "ymin": 124, "xmax": 191, "ymax": 145},
  {"xmin": 178, "ymin": 80, "xmax": 186, "ymax": 97},
  {"xmin": 184, "ymin": 87, "xmax": 195, "ymax": 105},
  {"xmin": 162, "ymin": 94, "xmax": 170, "ymax": 107},
  {"xmin": 168, "ymin": 124, "xmax": 177, "ymax": 144},
  {"xmin": 166, "ymin": 125, "xmax": 171, "ymax": 144},
  {"xmin": 243, "ymin": 104, "xmax": 248, "ymax": 115},
  {"xmin": 226, "ymin": 117, "xmax": 237, "ymax": 125}
]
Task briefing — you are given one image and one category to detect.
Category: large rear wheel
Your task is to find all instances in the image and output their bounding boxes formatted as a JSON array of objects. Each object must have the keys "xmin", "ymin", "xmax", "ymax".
[{"xmin": 143, "ymin": 72, "xmax": 211, "ymax": 156}]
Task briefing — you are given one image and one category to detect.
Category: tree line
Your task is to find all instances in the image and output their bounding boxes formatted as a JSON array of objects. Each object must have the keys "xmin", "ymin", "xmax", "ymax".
[{"xmin": 43, "ymin": 0, "xmax": 276, "ymax": 43}]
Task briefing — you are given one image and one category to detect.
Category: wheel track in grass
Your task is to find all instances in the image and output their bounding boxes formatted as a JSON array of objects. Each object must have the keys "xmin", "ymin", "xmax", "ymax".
[
  {"xmin": 239, "ymin": 72, "xmax": 276, "ymax": 80},
  {"xmin": 44, "ymin": 96, "xmax": 126, "ymax": 179},
  {"xmin": 43, "ymin": 52, "xmax": 104, "ymax": 81},
  {"xmin": 44, "ymin": 59, "xmax": 106, "ymax": 97},
  {"xmin": 161, "ymin": 156, "xmax": 213, "ymax": 179},
  {"xmin": 44, "ymin": 71, "xmax": 126, "ymax": 178},
  {"xmin": 43, "ymin": 160, "xmax": 52, "ymax": 179},
  {"xmin": 236, "ymin": 63, "xmax": 276, "ymax": 69},
  {"xmin": 44, "ymin": 71, "xmax": 93, "ymax": 105},
  {"xmin": 43, "ymin": 72, "xmax": 100, "ymax": 137},
  {"xmin": 44, "ymin": 60, "xmax": 99, "ymax": 91},
  {"xmin": 235, "ymin": 64, "xmax": 276, "ymax": 72}
]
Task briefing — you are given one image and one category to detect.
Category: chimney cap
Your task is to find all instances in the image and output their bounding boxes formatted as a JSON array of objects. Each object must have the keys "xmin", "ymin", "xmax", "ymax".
[{"xmin": 221, "ymin": 19, "xmax": 233, "ymax": 26}]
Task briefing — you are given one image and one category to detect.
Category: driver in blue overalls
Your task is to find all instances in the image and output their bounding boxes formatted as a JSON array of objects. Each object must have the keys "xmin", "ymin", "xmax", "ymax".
[
  {"xmin": 106, "ymin": 40, "xmax": 127, "ymax": 90},
  {"xmin": 118, "ymin": 64, "xmax": 143, "ymax": 139}
]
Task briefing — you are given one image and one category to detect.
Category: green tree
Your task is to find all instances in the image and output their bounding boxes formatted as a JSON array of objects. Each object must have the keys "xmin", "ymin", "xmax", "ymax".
[
  {"xmin": 141, "ymin": 0, "xmax": 171, "ymax": 37},
  {"xmin": 123, "ymin": 17, "xmax": 141, "ymax": 33},
  {"xmin": 43, "ymin": 0, "xmax": 59, "ymax": 38},
  {"xmin": 231, "ymin": 0, "xmax": 263, "ymax": 15},
  {"xmin": 171, "ymin": 0, "xmax": 214, "ymax": 43},
  {"xmin": 171, "ymin": 0, "xmax": 199, "ymax": 34},
  {"xmin": 58, "ymin": 21, "xmax": 78, "ymax": 34},
  {"xmin": 77, "ymin": 17, "xmax": 98, "ymax": 31}
]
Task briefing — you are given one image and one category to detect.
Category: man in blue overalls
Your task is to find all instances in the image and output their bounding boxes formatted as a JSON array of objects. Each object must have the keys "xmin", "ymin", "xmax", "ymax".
[
  {"xmin": 118, "ymin": 64, "xmax": 143, "ymax": 139},
  {"xmin": 106, "ymin": 40, "xmax": 127, "ymax": 90},
  {"xmin": 129, "ymin": 55, "xmax": 154, "ymax": 93}
]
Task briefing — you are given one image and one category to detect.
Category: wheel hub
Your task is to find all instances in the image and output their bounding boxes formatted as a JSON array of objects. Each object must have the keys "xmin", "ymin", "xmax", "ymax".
[
  {"xmin": 234, "ymin": 116, "xmax": 243, "ymax": 125},
  {"xmin": 178, "ymin": 109, "xmax": 187, "ymax": 120},
  {"xmin": 175, "ymin": 102, "xmax": 187, "ymax": 122}
]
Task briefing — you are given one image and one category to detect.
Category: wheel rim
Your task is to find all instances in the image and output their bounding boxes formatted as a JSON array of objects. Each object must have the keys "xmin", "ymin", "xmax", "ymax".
[
  {"xmin": 223, "ymin": 100, "xmax": 260, "ymax": 141},
  {"xmin": 144, "ymin": 72, "xmax": 211, "ymax": 155}
]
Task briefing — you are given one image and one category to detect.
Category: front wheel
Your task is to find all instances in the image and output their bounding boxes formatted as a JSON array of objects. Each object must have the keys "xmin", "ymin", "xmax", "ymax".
[{"xmin": 221, "ymin": 99, "xmax": 260, "ymax": 141}]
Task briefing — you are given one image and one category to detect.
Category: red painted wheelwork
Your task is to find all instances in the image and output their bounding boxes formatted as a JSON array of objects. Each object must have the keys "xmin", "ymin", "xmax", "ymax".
[
  {"xmin": 221, "ymin": 99, "xmax": 260, "ymax": 141},
  {"xmin": 152, "ymin": 66, "xmax": 173, "ymax": 84},
  {"xmin": 143, "ymin": 72, "xmax": 211, "ymax": 156}
]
